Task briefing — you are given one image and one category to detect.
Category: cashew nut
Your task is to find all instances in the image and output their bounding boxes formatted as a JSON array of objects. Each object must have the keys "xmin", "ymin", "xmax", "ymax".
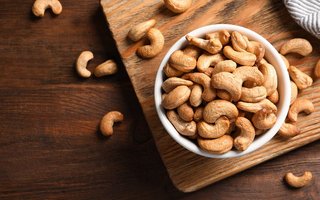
[
  {"xmin": 211, "ymin": 72, "xmax": 242, "ymax": 101},
  {"xmin": 314, "ymin": 59, "xmax": 320, "ymax": 78},
  {"xmin": 251, "ymin": 109, "xmax": 277, "ymax": 130},
  {"xmin": 290, "ymin": 81, "xmax": 298, "ymax": 105},
  {"xmin": 137, "ymin": 28, "xmax": 164, "ymax": 58},
  {"xmin": 177, "ymin": 103, "xmax": 194, "ymax": 122},
  {"xmin": 205, "ymin": 30, "xmax": 230, "ymax": 45},
  {"xmin": 234, "ymin": 117, "xmax": 255, "ymax": 151},
  {"xmin": 169, "ymin": 50, "xmax": 197, "ymax": 72},
  {"xmin": 240, "ymin": 86, "xmax": 267, "ymax": 103},
  {"xmin": 279, "ymin": 54, "xmax": 289, "ymax": 69},
  {"xmin": 278, "ymin": 122, "xmax": 300, "ymax": 138},
  {"xmin": 288, "ymin": 65, "xmax": 313, "ymax": 90},
  {"xmin": 288, "ymin": 98, "xmax": 314, "ymax": 122},
  {"xmin": 186, "ymin": 35, "xmax": 222, "ymax": 54},
  {"xmin": 163, "ymin": 0, "xmax": 192, "ymax": 13},
  {"xmin": 233, "ymin": 66, "xmax": 265, "ymax": 85},
  {"xmin": 76, "ymin": 51, "xmax": 94, "ymax": 78},
  {"xmin": 216, "ymin": 90, "xmax": 232, "ymax": 101},
  {"xmin": 128, "ymin": 19, "xmax": 156, "ymax": 42},
  {"xmin": 197, "ymin": 116, "xmax": 230, "ymax": 139},
  {"xmin": 198, "ymin": 135, "xmax": 233, "ymax": 154},
  {"xmin": 100, "ymin": 111, "xmax": 124, "ymax": 136},
  {"xmin": 197, "ymin": 53, "xmax": 224, "ymax": 72},
  {"xmin": 280, "ymin": 38, "xmax": 312, "ymax": 56},
  {"xmin": 162, "ymin": 77, "xmax": 193, "ymax": 93},
  {"xmin": 211, "ymin": 60, "xmax": 237, "ymax": 75},
  {"xmin": 32, "ymin": 0, "xmax": 62, "ymax": 17},
  {"xmin": 189, "ymin": 84, "xmax": 203, "ymax": 107},
  {"xmin": 94, "ymin": 59, "xmax": 118, "ymax": 77},
  {"xmin": 237, "ymin": 99, "xmax": 277, "ymax": 113},
  {"xmin": 167, "ymin": 110, "xmax": 196, "ymax": 136},
  {"xmin": 259, "ymin": 63, "xmax": 278, "ymax": 96},
  {"xmin": 162, "ymin": 85, "xmax": 191, "ymax": 109},
  {"xmin": 182, "ymin": 73, "xmax": 216, "ymax": 102},
  {"xmin": 163, "ymin": 63, "xmax": 184, "ymax": 77},
  {"xmin": 231, "ymin": 31, "xmax": 248, "ymax": 52},
  {"xmin": 267, "ymin": 90, "xmax": 279, "ymax": 104},
  {"xmin": 193, "ymin": 107, "xmax": 204, "ymax": 122},
  {"xmin": 183, "ymin": 45, "xmax": 202, "ymax": 59},
  {"xmin": 247, "ymin": 41, "xmax": 265, "ymax": 63},
  {"xmin": 203, "ymin": 100, "xmax": 239, "ymax": 123},
  {"xmin": 284, "ymin": 171, "xmax": 313, "ymax": 188},
  {"xmin": 223, "ymin": 46, "xmax": 256, "ymax": 66},
  {"xmin": 255, "ymin": 129, "xmax": 265, "ymax": 136}
]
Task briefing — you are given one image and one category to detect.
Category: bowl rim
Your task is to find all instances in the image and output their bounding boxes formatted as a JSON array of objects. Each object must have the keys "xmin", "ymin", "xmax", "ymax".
[{"xmin": 154, "ymin": 24, "xmax": 291, "ymax": 158}]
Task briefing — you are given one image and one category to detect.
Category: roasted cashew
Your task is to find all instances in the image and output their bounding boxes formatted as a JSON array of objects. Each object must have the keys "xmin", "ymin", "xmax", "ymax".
[
  {"xmin": 280, "ymin": 54, "xmax": 289, "ymax": 69},
  {"xmin": 255, "ymin": 129, "xmax": 265, "ymax": 136},
  {"xmin": 288, "ymin": 98, "xmax": 314, "ymax": 122},
  {"xmin": 32, "ymin": 0, "xmax": 62, "ymax": 17},
  {"xmin": 288, "ymin": 65, "xmax": 313, "ymax": 90},
  {"xmin": 94, "ymin": 59, "xmax": 118, "ymax": 77},
  {"xmin": 216, "ymin": 90, "xmax": 232, "ymax": 101},
  {"xmin": 128, "ymin": 19, "xmax": 156, "ymax": 42},
  {"xmin": 211, "ymin": 72, "xmax": 242, "ymax": 101},
  {"xmin": 169, "ymin": 50, "xmax": 197, "ymax": 72},
  {"xmin": 162, "ymin": 85, "xmax": 191, "ymax": 109},
  {"xmin": 314, "ymin": 59, "xmax": 320, "ymax": 78},
  {"xmin": 183, "ymin": 45, "xmax": 202, "ymax": 59},
  {"xmin": 197, "ymin": 116, "xmax": 230, "ymax": 139},
  {"xmin": 193, "ymin": 107, "xmax": 204, "ymax": 122},
  {"xmin": 211, "ymin": 60, "xmax": 237, "ymax": 75},
  {"xmin": 182, "ymin": 73, "xmax": 216, "ymax": 102},
  {"xmin": 231, "ymin": 31, "xmax": 248, "ymax": 52},
  {"xmin": 76, "ymin": 51, "xmax": 94, "ymax": 78},
  {"xmin": 203, "ymin": 100, "xmax": 239, "ymax": 123},
  {"xmin": 137, "ymin": 28, "xmax": 164, "ymax": 58},
  {"xmin": 100, "ymin": 111, "xmax": 124, "ymax": 136},
  {"xmin": 233, "ymin": 66, "xmax": 265, "ymax": 85},
  {"xmin": 251, "ymin": 109, "xmax": 277, "ymax": 129},
  {"xmin": 278, "ymin": 122, "xmax": 300, "ymax": 138},
  {"xmin": 198, "ymin": 135, "xmax": 233, "ymax": 154},
  {"xmin": 197, "ymin": 53, "xmax": 224, "ymax": 72},
  {"xmin": 205, "ymin": 30, "xmax": 230, "ymax": 45},
  {"xmin": 280, "ymin": 38, "xmax": 312, "ymax": 56},
  {"xmin": 259, "ymin": 63, "xmax": 278, "ymax": 96},
  {"xmin": 186, "ymin": 35, "xmax": 222, "ymax": 54},
  {"xmin": 177, "ymin": 103, "xmax": 194, "ymax": 122},
  {"xmin": 163, "ymin": 63, "xmax": 184, "ymax": 77},
  {"xmin": 240, "ymin": 86, "xmax": 267, "ymax": 103},
  {"xmin": 247, "ymin": 41, "xmax": 265, "ymax": 63},
  {"xmin": 189, "ymin": 84, "xmax": 202, "ymax": 107},
  {"xmin": 163, "ymin": 0, "xmax": 192, "ymax": 13},
  {"xmin": 167, "ymin": 110, "xmax": 196, "ymax": 136},
  {"xmin": 162, "ymin": 77, "xmax": 193, "ymax": 93},
  {"xmin": 234, "ymin": 117, "xmax": 255, "ymax": 151},
  {"xmin": 290, "ymin": 81, "xmax": 298, "ymax": 105},
  {"xmin": 267, "ymin": 90, "xmax": 279, "ymax": 104},
  {"xmin": 223, "ymin": 46, "xmax": 256, "ymax": 66},
  {"xmin": 284, "ymin": 171, "xmax": 313, "ymax": 188},
  {"xmin": 237, "ymin": 99, "xmax": 277, "ymax": 113}
]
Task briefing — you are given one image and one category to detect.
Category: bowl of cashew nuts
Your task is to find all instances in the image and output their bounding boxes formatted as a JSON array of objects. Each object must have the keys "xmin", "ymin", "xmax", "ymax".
[{"xmin": 154, "ymin": 24, "xmax": 291, "ymax": 158}]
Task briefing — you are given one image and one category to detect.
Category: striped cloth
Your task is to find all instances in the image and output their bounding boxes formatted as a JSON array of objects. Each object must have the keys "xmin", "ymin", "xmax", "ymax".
[{"xmin": 284, "ymin": 0, "xmax": 320, "ymax": 39}]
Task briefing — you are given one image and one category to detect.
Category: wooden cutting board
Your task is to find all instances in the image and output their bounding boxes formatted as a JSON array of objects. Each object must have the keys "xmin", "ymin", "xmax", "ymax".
[{"xmin": 100, "ymin": 0, "xmax": 320, "ymax": 192}]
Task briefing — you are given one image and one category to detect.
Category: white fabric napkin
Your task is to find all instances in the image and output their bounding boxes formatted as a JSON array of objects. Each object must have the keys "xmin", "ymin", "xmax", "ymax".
[{"xmin": 284, "ymin": 0, "xmax": 320, "ymax": 39}]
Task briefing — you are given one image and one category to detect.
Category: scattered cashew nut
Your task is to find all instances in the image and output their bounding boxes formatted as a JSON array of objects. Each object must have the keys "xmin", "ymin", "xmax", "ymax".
[
  {"xmin": 163, "ymin": 0, "xmax": 192, "ymax": 13},
  {"xmin": 234, "ymin": 117, "xmax": 255, "ymax": 151},
  {"xmin": 137, "ymin": 28, "xmax": 164, "ymax": 58},
  {"xmin": 162, "ymin": 77, "xmax": 193, "ymax": 93},
  {"xmin": 241, "ymin": 86, "xmax": 267, "ymax": 103},
  {"xmin": 128, "ymin": 19, "xmax": 156, "ymax": 42},
  {"xmin": 314, "ymin": 59, "xmax": 320, "ymax": 78},
  {"xmin": 288, "ymin": 98, "xmax": 314, "ymax": 122},
  {"xmin": 231, "ymin": 31, "xmax": 248, "ymax": 52},
  {"xmin": 284, "ymin": 171, "xmax": 313, "ymax": 188},
  {"xmin": 169, "ymin": 50, "xmax": 197, "ymax": 72},
  {"xmin": 162, "ymin": 85, "xmax": 191, "ymax": 109},
  {"xmin": 251, "ymin": 109, "xmax": 277, "ymax": 130},
  {"xmin": 197, "ymin": 53, "xmax": 224, "ymax": 72},
  {"xmin": 198, "ymin": 135, "xmax": 233, "ymax": 154},
  {"xmin": 259, "ymin": 63, "xmax": 278, "ymax": 96},
  {"xmin": 280, "ymin": 38, "xmax": 312, "ymax": 56},
  {"xmin": 32, "ymin": 0, "xmax": 62, "ymax": 17},
  {"xmin": 278, "ymin": 122, "xmax": 300, "ymax": 138},
  {"xmin": 100, "ymin": 111, "xmax": 124, "ymax": 136},
  {"xmin": 223, "ymin": 46, "xmax": 256, "ymax": 66},
  {"xmin": 233, "ymin": 66, "xmax": 265, "ymax": 86},
  {"xmin": 203, "ymin": 100, "xmax": 239, "ymax": 123},
  {"xmin": 76, "ymin": 51, "xmax": 94, "ymax": 78},
  {"xmin": 167, "ymin": 110, "xmax": 196, "ymax": 136},
  {"xmin": 288, "ymin": 65, "xmax": 313, "ymax": 90},
  {"xmin": 211, "ymin": 60, "xmax": 237, "ymax": 75},
  {"xmin": 211, "ymin": 72, "xmax": 242, "ymax": 101},
  {"xmin": 197, "ymin": 116, "xmax": 230, "ymax": 139},
  {"xmin": 94, "ymin": 59, "xmax": 118, "ymax": 77}
]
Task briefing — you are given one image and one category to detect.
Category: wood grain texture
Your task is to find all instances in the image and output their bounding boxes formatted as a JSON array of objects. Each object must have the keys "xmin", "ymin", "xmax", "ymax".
[{"xmin": 101, "ymin": 0, "xmax": 320, "ymax": 192}]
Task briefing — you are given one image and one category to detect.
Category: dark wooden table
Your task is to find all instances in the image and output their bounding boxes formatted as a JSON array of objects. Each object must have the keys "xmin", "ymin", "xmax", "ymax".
[{"xmin": 0, "ymin": 1, "xmax": 319, "ymax": 199}]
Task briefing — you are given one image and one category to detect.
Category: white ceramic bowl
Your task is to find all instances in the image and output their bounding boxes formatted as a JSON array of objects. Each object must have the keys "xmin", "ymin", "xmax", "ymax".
[{"xmin": 154, "ymin": 24, "xmax": 291, "ymax": 158}]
